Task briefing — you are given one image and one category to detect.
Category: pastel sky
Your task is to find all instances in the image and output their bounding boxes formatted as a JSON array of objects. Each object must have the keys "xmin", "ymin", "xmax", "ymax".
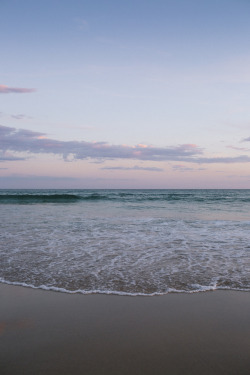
[{"xmin": 1, "ymin": 0, "xmax": 250, "ymax": 188}]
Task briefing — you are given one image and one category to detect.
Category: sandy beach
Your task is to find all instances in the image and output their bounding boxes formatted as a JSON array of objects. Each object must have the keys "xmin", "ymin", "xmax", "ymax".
[{"xmin": 0, "ymin": 284, "xmax": 249, "ymax": 375}]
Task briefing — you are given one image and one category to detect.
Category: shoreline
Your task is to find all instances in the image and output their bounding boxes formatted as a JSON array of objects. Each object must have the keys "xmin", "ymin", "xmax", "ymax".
[
  {"xmin": 1, "ymin": 279, "xmax": 249, "ymax": 296},
  {"xmin": 1, "ymin": 284, "xmax": 250, "ymax": 375}
]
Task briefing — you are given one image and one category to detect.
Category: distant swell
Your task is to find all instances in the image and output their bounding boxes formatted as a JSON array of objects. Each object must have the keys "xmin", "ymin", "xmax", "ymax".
[
  {"xmin": 1, "ymin": 190, "xmax": 250, "ymax": 204},
  {"xmin": 0, "ymin": 194, "xmax": 81, "ymax": 204}
]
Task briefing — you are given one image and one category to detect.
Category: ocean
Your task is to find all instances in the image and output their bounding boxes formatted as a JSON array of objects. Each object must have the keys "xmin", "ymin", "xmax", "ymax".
[{"xmin": 0, "ymin": 189, "xmax": 249, "ymax": 296}]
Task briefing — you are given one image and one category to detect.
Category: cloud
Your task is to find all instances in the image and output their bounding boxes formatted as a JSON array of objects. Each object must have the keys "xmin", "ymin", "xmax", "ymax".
[
  {"xmin": 0, "ymin": 85, "xmax": 36, "ymax": 94},
  {"xmin": 0, "ymin": 125, "xmax": 202, "ymax": 162},
  {"xmin": 0, "ymin": 112, "xmax": 32, "ymax": 120},
  {"xmin": 101, "ymin": 165, "xmax": 164, "ymax": 172},
  {"xmin": 227, "ymin": 145, "xmax": 250, "ymax": 151},
  {"xmin": 241, "ymin": 136, "xmax": 250, "ymax": 142},
  {"xmin": 0, "ymin": 156, "xmax": 25, "ymax": 161},
  {"xmin": 11, "ymin": 114, "xmax": 31, "ymax": 120},
  {"xmin": 1, "ymin": 124, "xmax": 250, "ymax": 165},
  {"xmin": 172, "ymin": 165, "xmax": 194, "ymax": 172},
  {"xmin": 172, "ymin": 165, "xmax": 206, "ymax": 172},
  {"xmin": 75, "ymin": 18, "xmax": 89, "ymax": 31},
  {"xmin": 193, "ymin": 155, "xmax": 250, "ymax": 163},
  {"xmin": 0, "ymin": 149, "xmax": 26, "ymax": 162}
]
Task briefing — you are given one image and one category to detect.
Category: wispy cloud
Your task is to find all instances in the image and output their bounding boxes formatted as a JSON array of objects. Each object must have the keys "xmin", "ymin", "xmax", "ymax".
[
  {"xmin": 75, "ymin": 18, "xmax": 89, "ymax": 31},
  {"xmin": 11, "ymin": 114, "xmax": 32, "ymax": 120},
  {"xmin": 194, "ymin": 155, "xmax": 250, "ymax": 163},
  {"xmin": 101, "ymin": 165, "xmax": 164, "ymax": 172},
  {"xmin": 0, "ymin": 85, "xmax": 36, "ymax": 94},
  {"xmin": 227, "ymin": 145, "xmax": 250, "ymax": 152},
  {"xmin": 172, "ymin": 165, "xmax": 206, "ymax": 172},
  {"xmin": 1, "ymin": 124, "xmax": 250, "ymax": 165},
  {"xmin": 0, "ymin": 112, "xmax": 32, "ymax": 121},
  {"xmin": 241, "ymin": 136, "xmax": 250, "ymax": 142}
]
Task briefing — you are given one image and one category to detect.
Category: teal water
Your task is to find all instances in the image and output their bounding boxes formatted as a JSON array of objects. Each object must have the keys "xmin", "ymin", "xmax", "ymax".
[{"xmin": 0, "ymin": 189, "xmax": 249, "ymax": 295}]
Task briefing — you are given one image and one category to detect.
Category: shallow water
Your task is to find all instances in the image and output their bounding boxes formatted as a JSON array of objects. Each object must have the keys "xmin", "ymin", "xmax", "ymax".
[{"xmin": 0, "ymin": 189, "xmax": 249, "ymax": 295}]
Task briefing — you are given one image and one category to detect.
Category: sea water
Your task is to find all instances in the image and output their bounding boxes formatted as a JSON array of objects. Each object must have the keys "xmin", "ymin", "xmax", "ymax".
[{"xmin": 0, "ymin": 189, "xmax": 249, "ymax": 295}]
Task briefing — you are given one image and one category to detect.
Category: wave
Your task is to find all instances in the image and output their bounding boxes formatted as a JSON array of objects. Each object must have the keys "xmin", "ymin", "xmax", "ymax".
[
  {"xmin": 0, "ymin": 194, "xmax": 82, "ymax": 204},
  {"xmin": 0, "ymin": 190, "xmax": 250, "ymax": 204}
]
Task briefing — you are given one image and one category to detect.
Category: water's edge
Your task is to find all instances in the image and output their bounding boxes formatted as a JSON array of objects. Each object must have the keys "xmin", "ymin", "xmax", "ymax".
[{"xmin": 1, "ymin": 279, "xmax": 249, "ymax": 297}]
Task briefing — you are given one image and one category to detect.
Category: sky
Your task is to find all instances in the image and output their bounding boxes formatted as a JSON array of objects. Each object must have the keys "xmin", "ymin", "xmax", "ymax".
[{"xmin": 1, "ymin": 0, "xmax": 250, "ymax": 189}]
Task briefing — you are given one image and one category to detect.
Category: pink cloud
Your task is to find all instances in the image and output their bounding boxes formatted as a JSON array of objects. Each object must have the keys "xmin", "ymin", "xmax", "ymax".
[
  {"xmin": 0, "ymin": 85, "xmax": 36, "ymax": 94},
  {"xmin": 1, "ymin": 125, "xmax": 250, "ymax": 165}
]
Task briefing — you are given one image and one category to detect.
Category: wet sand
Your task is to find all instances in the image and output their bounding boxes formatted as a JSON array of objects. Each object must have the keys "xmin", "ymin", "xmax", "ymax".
[{"xmin": 0, "ymin": 284, "xmax": 249, "ymax": 375}]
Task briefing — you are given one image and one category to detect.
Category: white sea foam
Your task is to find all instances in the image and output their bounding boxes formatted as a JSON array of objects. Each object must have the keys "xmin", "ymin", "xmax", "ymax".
[{"xmin": 0, "ymin": 278, "xmax": 249, "ymax": 297}]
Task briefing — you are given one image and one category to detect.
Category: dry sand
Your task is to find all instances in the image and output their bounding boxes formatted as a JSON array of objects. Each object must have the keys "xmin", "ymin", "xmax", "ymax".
[{"xmin": 0, "ymin": 284, "xmax": 249, "ymax": 375}]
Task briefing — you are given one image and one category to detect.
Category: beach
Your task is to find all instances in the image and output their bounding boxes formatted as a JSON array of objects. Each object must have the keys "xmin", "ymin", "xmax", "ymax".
[{"xmin": 0, "ymin": 284, "xmax": 249, "ymax": 375}]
